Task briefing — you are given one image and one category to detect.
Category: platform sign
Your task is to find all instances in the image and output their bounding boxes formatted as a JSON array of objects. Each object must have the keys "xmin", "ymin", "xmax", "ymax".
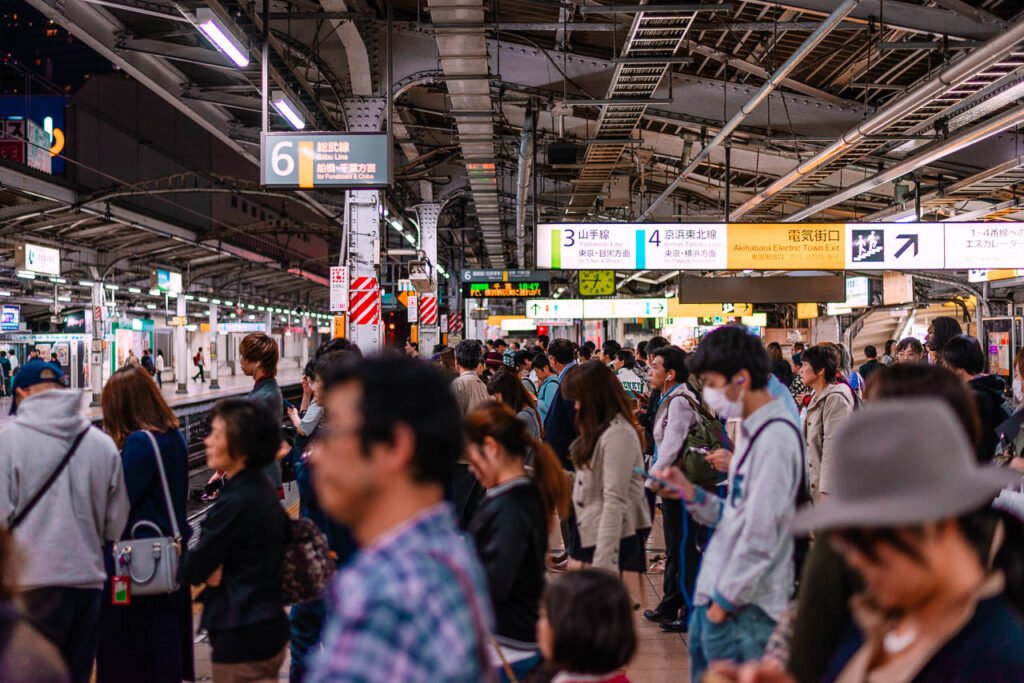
[
  {"xmin": 463, "ymin": 281, "xmax": 550, "ymax": 298},
  {"xmin": 151, "ymin": 269, "xmax": 183, "ymax": 295},
  {"xmin": 944, "ymin": 224, "xmax": 1024, "ymax": 269},
  {"xmin": 1, "ymin": 304, "xmax": 20, "ymax": 331},
  {"xmin": 844, "ymin": 223, "xmax": 945, "ymax": 270},
  {"xmin": 727, "ymin": 224, "xmax": 843, "ymax": 270},
  {"xmin": 329, "ymin": 266, "xmax": 349, "ymax": 312},
  {"xmin": 536, "ymin": 223, "xmax": 727, "ymax": 270},
  {"xmin": 261, "ymin": 132, "xmax": 390, "ymax": 189},
  {"xmin": 15, "ymin": 242, "xmax": 60, "ymax": 276},
  {"xmin": 526, "ymin": 298, "xmax": 670, "ymax": 320}
]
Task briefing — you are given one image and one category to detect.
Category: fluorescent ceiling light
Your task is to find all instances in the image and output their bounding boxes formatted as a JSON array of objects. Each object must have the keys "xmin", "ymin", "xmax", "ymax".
[
  {"xmin": 149, "ymin": 289, "xmax": 161, "ymax": 295},
  {"xmin": 271, "ymin": 90, "xmax": 305, "ymax": 130},
  {"xmin": 16, "ymin": 271, "xmax": 36, "ymax": 280},
  {"xmin": 404, "ymin": 233, "xmax": 416, "ymax": 245},
  {"xmin": 128, "ymin": 287, "xmax": 142, "ymax": 294},
  {"xmin": 57, "ymin": 295, "xmax": 71, "ymax": 302},
  {"xmin": 146, "ymin": 304, "xmax": 157, "ymax": 310},
  {"xmin": 195, "ymin": 8, "xmax": 249, "ymax": 67},
  {"xmin": 212, "ymin": 299, "xmax": 222, "ymax": 304},
  {"xmin": 0, "ymin": 290, "xmax": 10, "ymax": 296},
  {"xmin": 258, "ymin": 306, "xmax": 266, "ymax": 311},
  {"xmin": 105, "ymin": 284, "xmax": 119, "ymax": 290},
  {"xmin": 436, "ymin": 264, "xmax": 447, "ymax": 276},
  {"xmin": 49, "ymin": 277, "xmax": 67, "ymax": 284},
  {"xmin": 224, "ymin": 300, "xmax": 233, "ymax": 306},
  {"xmin": 184, "ymin": 294, "xmax": 195, "ymax": 301},
  {"xmin": 79, "ymin": 280, "xmax": 95, "ymax": 287},
  {"xmin": 198, "ymin": 296, "xmax": 209, "ymax": 303}
]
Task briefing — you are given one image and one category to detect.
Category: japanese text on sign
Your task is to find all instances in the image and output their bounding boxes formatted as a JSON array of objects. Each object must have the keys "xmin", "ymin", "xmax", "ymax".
[{"xmin": 262, "ymin": 132, "xmax": 390, "ymax": 189}]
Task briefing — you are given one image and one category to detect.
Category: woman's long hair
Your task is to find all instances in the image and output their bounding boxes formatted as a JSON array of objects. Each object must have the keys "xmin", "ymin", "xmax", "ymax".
[
  {"xmin": 487, "ymin": 367, "xmax": 543, "ymax": 437},
  {"xmin": 102, "ymin": 365, "xmax": 180, "ymax": 449},
  {"xmin": 465, "ymin": 402, "xmax": 570, "ymax": 524},
  {"xmin": 560, "ymin": 360, "xmax": 644, "ymax": 469}
]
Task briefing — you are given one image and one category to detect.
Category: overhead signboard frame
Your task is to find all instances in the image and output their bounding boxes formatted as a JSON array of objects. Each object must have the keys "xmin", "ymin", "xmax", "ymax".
[
  {"xmin": 535, "ymin": 222, "xmax": 1024, "ymax": 271},
  {"xmin": 261, "ymin": 131, "xmax": 391, "ymax": 189}
]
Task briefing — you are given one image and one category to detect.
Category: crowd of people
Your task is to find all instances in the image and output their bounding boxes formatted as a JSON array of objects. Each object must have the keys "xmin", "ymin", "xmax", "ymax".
[{"xmin": 0, "ymin": 320, "xmax": 1023, "ymax": 682}]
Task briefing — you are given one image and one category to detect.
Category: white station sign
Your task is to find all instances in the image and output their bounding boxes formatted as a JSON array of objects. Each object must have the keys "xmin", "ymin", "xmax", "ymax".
[
  {"xmin": 16, "ymin": 242, "xmax": 61, "ymax": 276},
  {"xmin": 844, "ymin": 223, "xmax": 945, "ymax": 270},
  {"xmin": 526, "ymin": 298, "xmax": 671, "ymax": 320},
  {"xmin": 944, "ymin": 224, "xmax": 1024, "ymax": 269}
]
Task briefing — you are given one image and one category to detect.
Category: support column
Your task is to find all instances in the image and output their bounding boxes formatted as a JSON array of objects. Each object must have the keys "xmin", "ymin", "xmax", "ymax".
[
  {"xmin": 208, "ymin": 304, "xmax": 220, "ymax": 390},
  {"xmin": 301, "ymin": 315, "xmax": 310, "ymax": 369},
  {"xmin": 415, "ymin": 202, "xmax": 442, "ymax": 354},
  {"xmin": 89, "ymin": 283, "xmax": 104, "ymax": 406},
  {"xmin": 175, "ymin": 294, "xmax": 187, "ymax": 395},
  {"xmin": 266, "ymin": 310, "xmax": 274, "ymax": 335},
  {"xmin": 342, "ymin": 98, "xmax": 386, "ymax": 354}
]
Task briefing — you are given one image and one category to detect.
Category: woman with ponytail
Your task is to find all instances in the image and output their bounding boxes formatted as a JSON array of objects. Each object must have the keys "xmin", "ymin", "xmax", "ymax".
[{"xmin": 465, "ymin": 402, "xmax": 571, "ymax": 679}]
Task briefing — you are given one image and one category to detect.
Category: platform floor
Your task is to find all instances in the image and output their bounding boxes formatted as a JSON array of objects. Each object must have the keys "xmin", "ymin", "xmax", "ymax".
[
  {"xmin": 189, "ymin": 507, "xmax": 690, "ymax": 681},
  {"xmin": 0, "ymin": 368, "xmax": 303, "ymax": 427}
]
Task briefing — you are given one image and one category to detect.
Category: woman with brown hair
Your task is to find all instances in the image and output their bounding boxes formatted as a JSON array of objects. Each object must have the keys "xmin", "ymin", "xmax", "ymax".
[
  {"xmin": 487, "ymin": 366, "xmax": 544, "ymax": 441},
  {"xmin": 560, "ymin": 361, "xmax": 651, "ymax": 573},
  {"xmin": 465, "ymin": 402, "xmax": 571, "ymax": 679},
  {"xmin": 96, "ymin": 366, "xmax": 194, "ymax": 683}
]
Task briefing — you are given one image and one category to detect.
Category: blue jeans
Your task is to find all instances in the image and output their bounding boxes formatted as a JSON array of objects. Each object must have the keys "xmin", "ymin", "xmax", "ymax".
[
  {"xmin": 289, "ymin": 598, "xmax": 326, "ymax": 683},
  {"xmin": 688, "ymin": 603, "xmax": 776, "ymax": 683}
]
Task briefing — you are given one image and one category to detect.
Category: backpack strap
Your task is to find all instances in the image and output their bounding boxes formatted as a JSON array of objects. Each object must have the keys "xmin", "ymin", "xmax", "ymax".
[
  {"xmin": 9, "ymin": 427, "xmax": 90, "ymax": 529},
  {"xmin": 732, "ymin": 418, "xmax": 808, "ymax": 506}
]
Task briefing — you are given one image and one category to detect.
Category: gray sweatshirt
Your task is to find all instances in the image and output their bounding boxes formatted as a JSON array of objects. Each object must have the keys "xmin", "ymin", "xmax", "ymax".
[
  {"xmin": 685, "ymin": 397, "xmax": 802, "ymax": 620},
  {"xmin": 0, "ymin": 389, "xmax": 129, "ymax": 590}
]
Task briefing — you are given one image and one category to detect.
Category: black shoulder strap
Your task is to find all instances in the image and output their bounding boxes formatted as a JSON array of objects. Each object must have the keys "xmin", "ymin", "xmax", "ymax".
[
  {"xmin": 9, "ymin": 427, "xmax": 91, "ymax": 530},
  {"xmin": 733, "ymin": 418, "xmax": 808, "ymax": 501}
]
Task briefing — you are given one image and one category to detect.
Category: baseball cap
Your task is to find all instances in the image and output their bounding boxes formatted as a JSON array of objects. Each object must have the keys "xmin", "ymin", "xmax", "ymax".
[{"xmin": 9, "ymin": 360, "xmax": 66, "ymax": 415}]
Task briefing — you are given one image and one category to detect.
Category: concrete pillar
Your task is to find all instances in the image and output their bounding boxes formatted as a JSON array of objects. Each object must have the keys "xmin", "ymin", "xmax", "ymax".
[
  {"xmin": 301, "ymin": 315, "xmax": 310, "ymax": 369},
  {"xmin": 266, "ymin": 309, "xmax": 273, "ymax": 335},
  {"xmin": 175, "ymin": 294, "xmax": 188, "ymax": 394},
  {"xmin": 89, "ymin": 283, "xmax": 104, "ymax": 406},
  {"xmin": 208, "ymin": 304, "xmax": 220, "ymax": 389},
  {"xmin": 415, "ymin": 203, "xmax": 442, "ymax": 354}
]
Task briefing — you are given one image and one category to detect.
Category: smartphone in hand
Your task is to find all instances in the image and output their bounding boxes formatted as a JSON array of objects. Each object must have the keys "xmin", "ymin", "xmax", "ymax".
[{"xmin": 632, "ymin": 466, "xmax": 686, "ymax": 497}]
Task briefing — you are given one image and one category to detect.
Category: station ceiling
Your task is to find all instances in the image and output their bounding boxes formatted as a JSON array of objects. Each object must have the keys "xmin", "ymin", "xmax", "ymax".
[{"xmin": 3, "ymin": 0, "xmax": 1024, "ymax": 312}]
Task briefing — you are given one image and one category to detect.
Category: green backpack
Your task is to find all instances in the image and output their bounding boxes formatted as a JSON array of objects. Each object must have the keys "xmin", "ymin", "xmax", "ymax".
[{"xmin": 660, "ymin": 391, "xmax": 726, "ymax": 491}]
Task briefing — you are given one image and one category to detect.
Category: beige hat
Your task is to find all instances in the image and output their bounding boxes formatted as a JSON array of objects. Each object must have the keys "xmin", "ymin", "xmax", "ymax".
[{"xmin": 792, "ymin": 398, "xmax": 1020, "ymax": 533}]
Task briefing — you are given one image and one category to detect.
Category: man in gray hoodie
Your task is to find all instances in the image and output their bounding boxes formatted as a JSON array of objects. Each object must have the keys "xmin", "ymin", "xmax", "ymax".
[
  {"xmin": 652, "ymin": 327, "xmax": 803, "ymax": 682},
  {"xmin": 0, "ymin": 360, "xmax": 128, "ymax": 683}
]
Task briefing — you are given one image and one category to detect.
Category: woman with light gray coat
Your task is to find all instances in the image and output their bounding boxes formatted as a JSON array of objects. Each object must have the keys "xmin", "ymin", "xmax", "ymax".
[
  {"xmin": 799, "ymin": 345, "xmax": 855, "ymax": 502},
  {"xmin": 561, "ymin": 361, "xmax": 651, "ymax": 573}
]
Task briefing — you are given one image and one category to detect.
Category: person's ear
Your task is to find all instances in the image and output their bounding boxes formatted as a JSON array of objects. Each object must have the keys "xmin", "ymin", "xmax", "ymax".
[{"xmin": 376, "ymin": 422, "xmax": 416, "ymax": 476}]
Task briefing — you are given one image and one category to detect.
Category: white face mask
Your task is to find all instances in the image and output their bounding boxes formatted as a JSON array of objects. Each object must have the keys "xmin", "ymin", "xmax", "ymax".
[
  {"xmin": 1014, "ymin": 377, "xmax": 1023, "ymax": 405},
  {"xmin": 704, "ymin": 380, "xmax": 744, "ymax": 420}
]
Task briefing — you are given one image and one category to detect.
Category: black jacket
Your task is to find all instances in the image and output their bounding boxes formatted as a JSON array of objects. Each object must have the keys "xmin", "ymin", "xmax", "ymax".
[
  {"xmin": 543, "ymin": 364, "xmax": 579, "ymax": 471},
  {"xmin": 970, "ymin": 374, "xmax": 1010, "ymax": 463},
  {"xmin": 468, "ymin": 478, "xmax": 547, "ymax": 647},
  {"xmin": 182, "ymin": 467, "xmax": 289, "ymax": 633}
]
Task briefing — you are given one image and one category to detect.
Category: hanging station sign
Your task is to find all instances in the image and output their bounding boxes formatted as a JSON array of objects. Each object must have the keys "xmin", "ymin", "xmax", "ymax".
[
  {"xmin": 535, "ymin": 222, "xmax": 1024, "ymax": 271},
  {"xmin": 15, "ymin": 242, "xmax": 60, "ymax": 276},
  {"xmin": 261, "ymin": 132, "xmax": 390, "ymax": 188},
  {"xmin": 461, "ymin": 269, "xmax": 550, "ymax": 299},
  {"xmin": 1, "ymin": 304, "xmax": 20, "ymax": 331},
  {"xmin": 525, "ymin": 298, "xmax": 671, "ymax": 320}
]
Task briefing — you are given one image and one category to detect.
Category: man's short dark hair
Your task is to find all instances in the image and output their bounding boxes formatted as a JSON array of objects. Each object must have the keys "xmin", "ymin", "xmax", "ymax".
[
  {"xmin": 239, "ymin": 333, "xmax": 279, "ymax": 377},
  {"xmin": 577, "ymin": 347, "xmax": 593, "ymax": 360},
  {"xmin": 513, "ymin": 349, "xmax": 533, "ymax": 369},
  {"xmin": 455, "ymin": 340, "xmax": 483, "ymax": 370},
  {"xmin": 801, "ymin": 345, "xmax": 838, "ymax": 383},
  {"xmin": 210, "ymin": 398, "xmax": 281, "ymax": 468},
  {"xmin": 538, "ymin": 334, "xmax": 550, "ymax": 348},
  {"xmin": 532, "ymin": 353, "xmax": 552, "ymax": 372},
  {"xmin": 495, "ymin": 338, "xmax": 507, "ymax": 349},
  {"xmin": 582, "ymin": 340, "xmax": 596, "ymax": 353},
  {"xmin": 315, "ymin": 337, "xmax": 363, "ymax": 360},
  {"xmin": 864, "ymin": 345, "xmax": 878, "ymax": 359},
  {"xmin": 792, "ymin": 341, "xmax": 806, "ymax": 352},
  {"xmin": 547, "ymin": 339, "xmax": 576, "ymax": 365},
  {"xmin": 652, "ymin": 346, "xmax": 687, "ymax": 381},
  {"xmin": 615, "ymin": 350, "xmax": 635, "ymax": 369},
  {"xmin": 646, "ymin": 336, "xmax": 670, "ymax": 354},
  {"xmin": 688, "ymin": 325, "xmax": 771, "ymax": 390},
  {"xmin": 896, "ymin": 337, "xmax": 924, "ymax": 355},
  {"xmin": 320, "ymin": 355, "xmax": 462, "ymax": 486},
  {"xmin": 942, "ymin": 335, "xmax": 986, "ymax": 375},
  {"xmin": 602, "ymin": 340, "xmax": 621, "ymax": 358}
]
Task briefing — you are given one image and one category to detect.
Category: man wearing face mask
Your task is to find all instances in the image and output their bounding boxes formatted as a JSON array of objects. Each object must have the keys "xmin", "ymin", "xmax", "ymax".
[{"xmin": 650, "ymin": 325, "xmax": 804, "ymax": 682}]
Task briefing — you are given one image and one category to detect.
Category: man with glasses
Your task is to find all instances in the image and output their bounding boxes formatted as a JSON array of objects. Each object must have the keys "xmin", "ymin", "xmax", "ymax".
[{"xmin": 305, "ymin": 355, "xmax": 492, "ymax": 683}]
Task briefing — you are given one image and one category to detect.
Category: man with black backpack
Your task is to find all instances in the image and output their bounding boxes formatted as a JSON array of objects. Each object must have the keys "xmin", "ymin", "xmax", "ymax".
[
  {"xmin": 651, "ymin": 326, "xmax": 804, "ymax": 681},
  {"xmin": 643, "ymin": 346, "xmax": 723, "ymax": 634},
  {"xmin": 0, "ymin": 360, "xmax": 128, "ymax": 683}
]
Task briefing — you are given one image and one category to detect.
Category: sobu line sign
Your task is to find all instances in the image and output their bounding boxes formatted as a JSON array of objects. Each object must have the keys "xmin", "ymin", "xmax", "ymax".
[{"xmin": 261, "ymin": 132, "xmax": 390, "ymax": 188}]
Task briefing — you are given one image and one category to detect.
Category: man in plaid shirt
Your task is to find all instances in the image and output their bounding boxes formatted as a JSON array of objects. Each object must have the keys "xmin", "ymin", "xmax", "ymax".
[{"xmin": 305, "ymin": 355, "xmax": 493, "ymax": 683}]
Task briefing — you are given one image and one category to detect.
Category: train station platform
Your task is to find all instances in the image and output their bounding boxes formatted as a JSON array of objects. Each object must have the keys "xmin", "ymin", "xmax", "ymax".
[{"xmin": 0, "ymin": 368, "xmax": 304, "ymax": 427}]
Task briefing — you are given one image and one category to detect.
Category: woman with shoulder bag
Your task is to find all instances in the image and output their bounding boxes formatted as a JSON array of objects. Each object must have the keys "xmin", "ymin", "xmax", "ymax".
[
  {"xmin": 799, "ymin": 345, "xmax": 856, "ymax": 503},
  {"xmin": 182, "ymin": 399, "xmax": 290, "ymax": 683},
  {"xmin": 96, "ymin": 366, "xmax": 194, "ymax": 683},
  {"xmin": 561, "ymin": 361, "xmax": 651, "ymax": 574}
]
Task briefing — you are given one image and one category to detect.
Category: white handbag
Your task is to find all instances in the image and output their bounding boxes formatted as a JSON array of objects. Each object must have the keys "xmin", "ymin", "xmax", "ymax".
[{"xmin": 112, "ymin": 432, "xmax": 182, "ymax": 596}]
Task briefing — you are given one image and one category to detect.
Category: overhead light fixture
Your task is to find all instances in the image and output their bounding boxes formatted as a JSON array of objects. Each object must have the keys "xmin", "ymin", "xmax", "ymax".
[
  {"xmin": 16, "ymin": 271, "xmax": 36, "ymax": 280},
  {"xmin": 212, "ymin": 298, "xmax": 222, "ymax": 304},
  {"xmin": 146, "ymin": 304, "xmax": 157, "ymax": 310},
  {"xmin": 258, "ymin": 306, "xmax": 266, "ymax": 311},
  {"xmin": 79, "ymin": 280, "xmax": 95, "ymax": 287},
  {"xmin": 184, "ymin": 294, "xmax": 195, "ymax": 301},
  {"xmin": 195, "ymin": 8, "xmax": 249, "ymax": 67},
  {"xmin": 271, "ymin": 90, "xmax": 306, "ymax": 130},
  {"xmin": 199, "ymin": 296, "xmax": 209, "ymax": 303},
  {"xmin": 57, "ymin": 295, "xmax": 72, "ymax": 302},
  {"xmin": 0, "ymin": 290, "xmax": 11, "ymax": 296},
  {"xmin": 404, "ymin": 233, "xmax": 416, "ymax": 246},
  {"xmin": 49, "ymin": 277, "xmax": 67, "ymax": 284},
  {"xmin": 128, "ymin": 287, "xmax": 142, "ymax": 294},
  {"xmin": 105, "ymin": 284, "xmax": 119, "ymax": 290},
  {"xmin": 436, "ymin": 264, "xmax": 448, "ymax": 276}
]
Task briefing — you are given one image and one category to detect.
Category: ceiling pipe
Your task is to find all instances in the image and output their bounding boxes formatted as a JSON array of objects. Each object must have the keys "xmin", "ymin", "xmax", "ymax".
[
  {"xmin": 515, "ymin": 104, "xmax": 535, "ymax": 269},
  {"xmin": 732, "ymin": 19, "xmax": 1024, "ymax": 220},
  {"xmin": 787, "ymin": 102, "xmax": 1024, "ymax": 221},
  {"xmin": 638, "ymin": 0, "xmax": 862, "ymax": 221}
]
